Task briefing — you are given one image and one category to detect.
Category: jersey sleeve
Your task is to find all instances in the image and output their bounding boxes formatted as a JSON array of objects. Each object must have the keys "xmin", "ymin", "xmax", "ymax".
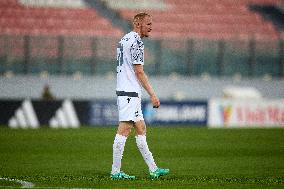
[{"xmin": 130, "ymin": 39, "xmax": 144, "ymax": 65}]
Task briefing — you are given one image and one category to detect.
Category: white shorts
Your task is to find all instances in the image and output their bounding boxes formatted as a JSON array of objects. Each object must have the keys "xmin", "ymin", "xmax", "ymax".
[{"xmin": 117, "ymin": 96, "xmax": 144, "ymax": 122}]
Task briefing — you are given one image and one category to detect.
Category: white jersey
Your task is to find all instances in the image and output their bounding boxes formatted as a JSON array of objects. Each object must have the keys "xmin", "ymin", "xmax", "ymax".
[{"xmin": 116, "ymin": 31, "xmax": 144, "ymax": 95}]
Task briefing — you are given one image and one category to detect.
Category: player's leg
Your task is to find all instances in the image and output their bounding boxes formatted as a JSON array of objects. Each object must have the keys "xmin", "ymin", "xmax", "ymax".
[
  {"xmin": 111, "ymin": 121, "xmax": 135, "ymax": 179},
  {"xmin": 111, "ymin": 96, "xmax": 139, "ymax": 179},
  {"xmin": 134, "ymin": 120, "xmax": 169, "ymax": 179},
  {"xmin": 117, "ymin": 121, "xmax": 133, "ymax": 136},
  {"xmin": 134, "ymin": 120, "xmax": 157, "ymax": 171}
]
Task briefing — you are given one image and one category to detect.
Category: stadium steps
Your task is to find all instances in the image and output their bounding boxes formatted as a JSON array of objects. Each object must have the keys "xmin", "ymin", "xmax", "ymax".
[
  {"xmin": 249, "ymin": 4, "xmax": 284, "ymax": 31},
  {"xmin": 83, "ymin": 0, "xmax": 131, "ymax": 33},
  {"xmin": 101, "ymin": 0, "xmax": 167, "ymax": 10},
  {"xmin": 19, "ymin": 0, "xmax": 87, "ymax": 8}
]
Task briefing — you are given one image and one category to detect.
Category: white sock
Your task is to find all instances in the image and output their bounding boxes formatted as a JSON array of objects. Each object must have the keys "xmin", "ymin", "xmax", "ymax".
[
  {"xmin": 135, "ymin": 135, "xmax": 158, "ymax": 172},
  {"xmin": 111, "ymin": 134, "xmax": 127, "ymax": 174}
]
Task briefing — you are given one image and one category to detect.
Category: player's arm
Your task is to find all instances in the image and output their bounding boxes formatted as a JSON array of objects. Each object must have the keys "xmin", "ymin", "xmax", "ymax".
[{"xmin": 134, "ymin": 64, "xmax": 160, "ymax": 108}]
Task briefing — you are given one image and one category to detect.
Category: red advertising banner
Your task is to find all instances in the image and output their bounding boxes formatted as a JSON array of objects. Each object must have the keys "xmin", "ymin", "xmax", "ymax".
[{"xmin": 209, "ymin": 99, "xmax": 284, "ymax": 128}]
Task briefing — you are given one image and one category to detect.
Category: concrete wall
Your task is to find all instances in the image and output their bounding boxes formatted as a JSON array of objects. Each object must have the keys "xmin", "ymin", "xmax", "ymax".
[{"xmin": 0, "ymin": 75, "xmax": 283, "ymax": 100}]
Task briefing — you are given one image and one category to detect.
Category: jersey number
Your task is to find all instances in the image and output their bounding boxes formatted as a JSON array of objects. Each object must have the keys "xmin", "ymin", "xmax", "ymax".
[{"xmin": 117, "ymin": 43, "xmax": 123, "ymax": 73}]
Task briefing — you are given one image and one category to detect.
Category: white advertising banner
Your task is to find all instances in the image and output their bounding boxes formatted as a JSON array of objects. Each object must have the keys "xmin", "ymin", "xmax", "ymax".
[{"xmin": 209, "ymin": 98, "xmax": 284, "ymax": 128}]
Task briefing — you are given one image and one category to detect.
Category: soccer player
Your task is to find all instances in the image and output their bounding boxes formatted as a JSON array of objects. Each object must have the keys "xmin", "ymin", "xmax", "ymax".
[{"xmin": 110, "ymin": 12, "xmax": 169, "ymax": 180}]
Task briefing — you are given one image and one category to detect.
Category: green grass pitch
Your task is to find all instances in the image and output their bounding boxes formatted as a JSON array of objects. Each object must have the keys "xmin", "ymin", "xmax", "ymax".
[{"xmin": 0, "ymin": 126, "xmax": 283, "ymax": 188}]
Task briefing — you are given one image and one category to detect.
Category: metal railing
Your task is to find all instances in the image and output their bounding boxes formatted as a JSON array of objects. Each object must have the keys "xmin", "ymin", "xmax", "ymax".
[{"xmin": 0, "ymin": 35, "xmax": 283, "ymax": 78}]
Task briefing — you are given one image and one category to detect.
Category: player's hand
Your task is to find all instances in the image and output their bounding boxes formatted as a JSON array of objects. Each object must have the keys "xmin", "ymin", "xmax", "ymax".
[{"xmin": 151, "ymin": 95, "xmax": 160, "ymax": 108}]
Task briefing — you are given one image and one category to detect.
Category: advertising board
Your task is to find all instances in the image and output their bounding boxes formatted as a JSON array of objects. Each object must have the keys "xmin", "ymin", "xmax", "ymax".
[
  {"xmin": 143, "ymin": 101, "xmax": 207, "ymax": 125},
  {"xmin": 208, "ymin": 98, "xmax": 284, "ymax": 128},
  {"xmin": 0, "ymin": 99, "xmax": 208, "ymax": 127},
  {"xmin": 89, "ymin": 100, "xmax": 208, "ymax": 126}
]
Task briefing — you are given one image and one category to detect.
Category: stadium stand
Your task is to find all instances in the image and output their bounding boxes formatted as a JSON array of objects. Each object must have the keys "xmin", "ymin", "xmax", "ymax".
[
  {"xmin": 0, "ymin": 0, "xmax": 123, "ymax": 37},
  {"xmin": 100, "ymin": 0, "xmax": 283, "ymax": 77},
  {"xmin": 107, "ymin": 0, "xmax": 282, "ymax": 40},
  {"xmin": 0, "ymin": 0, "xmax": 283, "ymax": 103},
  {"xmin": 0, "ymin": 0, "xmax": 124, "ymax": 75},
  {"xmin": 0, "ymin": 0, "xmax": 283, "ymax": 78}
]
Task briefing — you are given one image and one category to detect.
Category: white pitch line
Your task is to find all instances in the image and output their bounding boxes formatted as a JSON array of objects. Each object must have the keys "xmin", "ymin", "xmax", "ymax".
[
  {"xmin": 0, "ymin": 177, "xmax": 93, "ymax": 189},
  {"xmin": 0, "ymin": 177, "xmax": 34, "ymax": 188}
]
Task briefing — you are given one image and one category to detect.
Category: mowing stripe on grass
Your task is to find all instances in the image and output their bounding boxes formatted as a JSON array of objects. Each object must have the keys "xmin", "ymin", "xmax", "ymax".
[{"xmin": 0, "ymin": 177, "xmax": 34, "ymax": 188}]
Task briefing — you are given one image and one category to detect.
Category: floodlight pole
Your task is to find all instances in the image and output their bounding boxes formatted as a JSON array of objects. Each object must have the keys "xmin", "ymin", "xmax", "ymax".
[
  {"xmin": 248, "ymin": 36, "xmax": 256, "ymax": 77},
  {"xmin": 24, "ymin": 35, "xmax": 31, "ymax": 74},
  {"xmin": 186, "ymin": 39, "xmax": 194, "ymax": 76},
  {"xmin": 57, "ymin": 36, "xmax": 64, "ymax": 74},
  {"xmin": 279, "ymin": 39, "xmax": 284, "ymax": 77}
]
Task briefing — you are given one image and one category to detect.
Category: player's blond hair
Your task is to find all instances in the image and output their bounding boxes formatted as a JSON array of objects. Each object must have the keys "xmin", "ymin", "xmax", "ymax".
[{"xmin": 133, "ymin": 12, "xmax": 151, "ymax": 26}]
